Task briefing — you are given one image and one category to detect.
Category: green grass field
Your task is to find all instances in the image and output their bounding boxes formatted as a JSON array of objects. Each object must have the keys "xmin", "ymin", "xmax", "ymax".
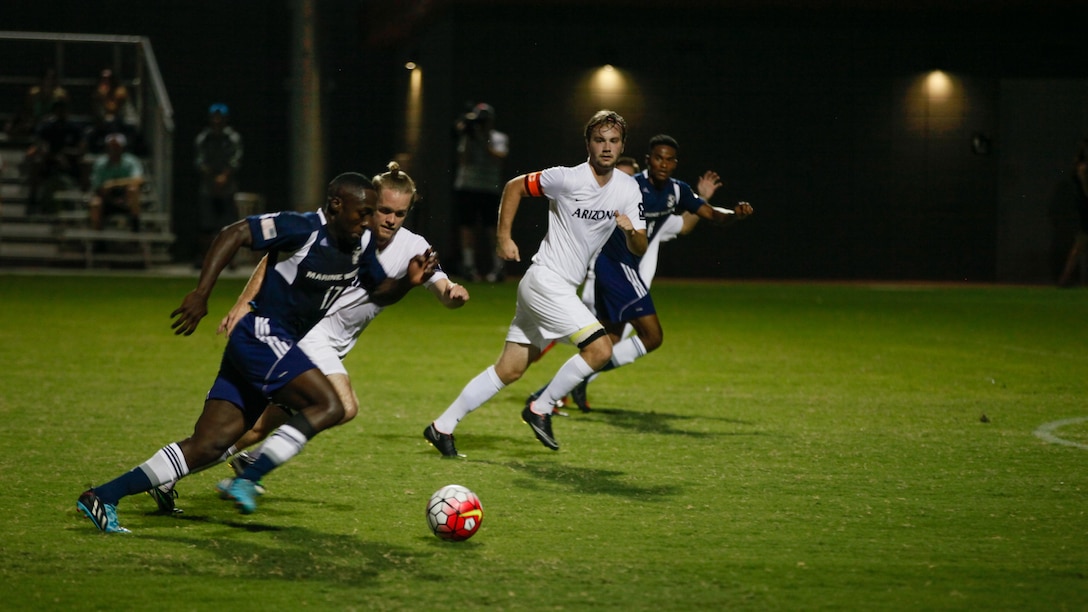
[{"xmin": 1, "ymin": 272, "xmax": 1086, "ymax": 610}]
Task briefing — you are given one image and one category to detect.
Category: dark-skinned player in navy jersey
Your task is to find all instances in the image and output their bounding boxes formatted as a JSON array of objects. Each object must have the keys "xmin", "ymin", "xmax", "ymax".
[{"xmin": 77, "ymin": 172, "xmax": 437, "ymax": 532}]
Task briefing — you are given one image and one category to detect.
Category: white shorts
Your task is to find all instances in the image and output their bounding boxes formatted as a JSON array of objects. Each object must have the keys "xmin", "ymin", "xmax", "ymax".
[
  {"xmin": 298, "ymin": 329, "xmax": 347, "ymax": 376},
  {"xmin": 507, "ymin": 264, "xmax": 602, "ymax": 349},
  {"xmin": 297, "ymin": 299, "xmax": 383, "ymax": 377}
]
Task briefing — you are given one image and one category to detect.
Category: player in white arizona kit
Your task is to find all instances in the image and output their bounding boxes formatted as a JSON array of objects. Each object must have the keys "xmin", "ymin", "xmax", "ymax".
[
  {"xmin": 535, "ymin": 135, "xmax": 753, "ymax": 413},
  {"xmin": 423, "ymin": 110, "xmax": 646, "ymax": 456}
]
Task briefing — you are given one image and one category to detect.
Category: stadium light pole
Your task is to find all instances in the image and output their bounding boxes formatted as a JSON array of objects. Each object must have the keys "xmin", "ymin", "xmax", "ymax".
[{"xmin": 288, "ymin": 0, "xmax": 325, "ymax": 211}]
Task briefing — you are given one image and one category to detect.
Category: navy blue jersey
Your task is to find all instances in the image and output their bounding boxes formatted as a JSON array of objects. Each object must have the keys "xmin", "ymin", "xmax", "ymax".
[
  {"xmin": 597, "ymin": 170, "xmax": 704, "ymax": 267},
  {"xmin": 246, "ymin": 209, "xmax": 387, "ymax": 340}
]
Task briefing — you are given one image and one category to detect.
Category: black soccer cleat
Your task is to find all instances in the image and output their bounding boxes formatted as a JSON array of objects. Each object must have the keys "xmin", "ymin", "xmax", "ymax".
[
  {"xmin": 522, "ymin": 404, "xmax": 559, "ymax": 451},
  {"xmin": 570, "ymin": 378, "xmax": 591, "ymax": 413},
  {"xmin": 424, "ymin": 423, "xmax": 464, "ymax": 458},
  {"xmin": 229, "ymin": 450, "xmax": 255, "ymax": 476},
  {"xmin": 147, "ymin": 482, "xmax": 182, "ymax": 514}
]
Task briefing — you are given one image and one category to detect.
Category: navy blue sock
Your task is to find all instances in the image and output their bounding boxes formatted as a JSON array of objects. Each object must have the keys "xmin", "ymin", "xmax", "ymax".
[
  {"xmin": 95, "ymin": 468, "xmax": 153, "ymax": 506},
  {"xmin": 240, "ymin": 454, "xmax": 277, "ymax": 482}
]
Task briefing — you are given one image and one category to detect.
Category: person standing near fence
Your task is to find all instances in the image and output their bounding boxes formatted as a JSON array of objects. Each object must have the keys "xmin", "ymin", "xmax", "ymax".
[{"xmin": 194, "ymin": 102, "xmax": 243, "ymax": 268}]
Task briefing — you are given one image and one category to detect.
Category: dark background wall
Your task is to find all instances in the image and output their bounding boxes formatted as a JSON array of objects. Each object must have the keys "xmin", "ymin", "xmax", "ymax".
[{"xmin": 7, "ymin": 0, "xmax": 1088, "ymax": 282}]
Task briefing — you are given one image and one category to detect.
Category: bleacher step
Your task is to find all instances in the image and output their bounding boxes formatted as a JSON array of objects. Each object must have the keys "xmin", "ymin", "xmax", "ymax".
[
  {"xmin": 1, "ymin": 183, "xmax": 29, "ymax": 200},
  {"xmin": 1, "ymin": 202, "xmax": 28, "ymax": 218},
  {"xmin": 0, "ymin": 222, "xmax": 56, "ymax": 238},
  {"xmin": 0, "ymin": 242, "xmax": 60, "ymax": 258}
]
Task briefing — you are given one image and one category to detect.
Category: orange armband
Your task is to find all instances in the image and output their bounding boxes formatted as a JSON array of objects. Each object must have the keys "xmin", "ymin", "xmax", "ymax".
[{"xmin": 524, "ymin": 172, "xmax": 543, "ymax": 197}]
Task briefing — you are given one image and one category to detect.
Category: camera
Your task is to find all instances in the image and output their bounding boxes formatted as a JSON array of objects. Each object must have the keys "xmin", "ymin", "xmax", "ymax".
[
  {"xmin": 459, "ymin": 111, "xmax": 481, "ymax": 132},
  {"xmin": 457, "ymin": 103, "xmax": 494, "ymax": 136}
]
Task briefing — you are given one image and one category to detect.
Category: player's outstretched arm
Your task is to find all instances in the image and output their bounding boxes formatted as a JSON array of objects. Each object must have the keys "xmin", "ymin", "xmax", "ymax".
[
  {"xmin": 172, "ymin": 219, "xmax": 251, "ymax": 336},
  {"xmin": 429, "ymin": 278, "xmax": 470, "ymax": 309},
  {"xmin": 217, "ymin": 254, "xmax": 268, "ymax": 336},
  {"xmin": 697, "ymin": 201, "xmax": 754, "ymax": 227},
  {"xmin": 682, "ymin": 171, "xmax": 726, "ymax": 235}
]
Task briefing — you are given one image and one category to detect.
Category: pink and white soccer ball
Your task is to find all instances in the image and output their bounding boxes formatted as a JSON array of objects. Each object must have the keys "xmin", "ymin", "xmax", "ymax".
[{"xmin": 426, "ymin": 484, "xmax": 483, "ymax": 541}]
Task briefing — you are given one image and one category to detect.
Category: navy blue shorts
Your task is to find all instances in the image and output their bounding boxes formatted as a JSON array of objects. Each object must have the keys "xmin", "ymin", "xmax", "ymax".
[
  {"xmin": 206, "ymin": 313, "xmax": 319, "ymax": 427},
  {"xmin": 592, "ymin": 255, "xmax": 656, "ymax": 324}
]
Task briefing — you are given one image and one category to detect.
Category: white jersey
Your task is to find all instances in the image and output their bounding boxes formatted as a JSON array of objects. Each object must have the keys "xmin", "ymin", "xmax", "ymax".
[
  {"xmin": 528, "ymin": 162, "xmax": 644, "ymax": 286},
  {"xmin": 300, "ymin": 227, "xmax": 445, "ymax": 366}
]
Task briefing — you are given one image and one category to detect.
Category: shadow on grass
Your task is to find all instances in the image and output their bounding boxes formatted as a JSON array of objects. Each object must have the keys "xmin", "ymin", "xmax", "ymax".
[
  {"xmin": 141, "ymin": 523, "xmax": 459, "ymax": 585},
  {"xmin": 499, "ymin": 395, "xmax": 762, "ymax": 438},
  {"xmin": 162, "ymin": 511, "xmax": 285, "ymax": 532},
  {"xmin": 585, "ymin": 406, "xmax": 758, "ymax": 437},
  {"xmin": 474, "ymin": 459, "xmax": 682, "ymax": 500}
]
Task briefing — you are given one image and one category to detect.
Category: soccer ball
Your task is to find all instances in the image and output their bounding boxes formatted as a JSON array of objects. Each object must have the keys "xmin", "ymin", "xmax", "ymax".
[{"xmin": 426, "ymin": 484, "xmax": 483, "ymax": 541}]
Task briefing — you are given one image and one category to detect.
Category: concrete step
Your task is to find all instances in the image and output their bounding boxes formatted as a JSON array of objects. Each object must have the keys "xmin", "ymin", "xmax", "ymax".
[
  {"xmin": 0, "ymin": 241, "xmax": 60, "ymax": 258},
  {"xmin": 1, "ymin": 183, "xmax": 28, "ymax": 200},
  {"xmin": 0, "ymin": 222, "xmax": 56, "ymax": 239},
  {"xmin": 1, "ymin": 202, "xmax": 27, "ymax": 218}
]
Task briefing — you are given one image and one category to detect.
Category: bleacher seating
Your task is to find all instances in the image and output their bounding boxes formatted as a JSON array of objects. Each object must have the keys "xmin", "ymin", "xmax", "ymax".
[
  {"xmin": 0, "ymin": 142, "xmax": 174, "ymax": 268},
  {"xmin": 0, "ymin": 31, "xmax": 176, "ymax": 269}
]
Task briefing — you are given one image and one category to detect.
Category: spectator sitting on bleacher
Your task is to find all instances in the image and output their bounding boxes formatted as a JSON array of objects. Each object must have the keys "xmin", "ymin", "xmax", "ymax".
[
  {"xmin": 91, "ymin": 69, "xmax": 134, "ymax": 126},
  {"xmin": 89, "ymin": 132, "xmax": 144, "ymax": 232},
  {"xmin": 24, "ymin": 96, "xmax": 85, "ymax": 214},
  {"xmin": 5, "ymin": 67, "xmax": 69, "ymax": 142}
]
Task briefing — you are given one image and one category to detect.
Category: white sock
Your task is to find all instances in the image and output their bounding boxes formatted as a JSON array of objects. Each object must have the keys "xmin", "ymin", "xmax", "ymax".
[
  {"xmin": 434, "ymin": 365, "xmax": 504, "ymax": 433},
  {"xmin": 461, "ymin": 247, "xmax": 475, "ymax": 270},
  {"xmin": 536, "ymin": 354, "xmax": 596, "ymax": 413},
  {"xmin": 260, "ymin": 424, "xmax": 308, "ymax": 466},
  {"xmin": 137, "ymin": 443, "xmax": 189, "ymax": 487},
  {"xmin": 609, "ymin": 336, "xmax": 647, "ymax": 368}
]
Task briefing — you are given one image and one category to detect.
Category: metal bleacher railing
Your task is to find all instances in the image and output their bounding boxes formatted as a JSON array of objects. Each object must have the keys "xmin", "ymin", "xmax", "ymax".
[{"xmin": 0, "ymin": 31, "xmax": 174, "ymax": 267}]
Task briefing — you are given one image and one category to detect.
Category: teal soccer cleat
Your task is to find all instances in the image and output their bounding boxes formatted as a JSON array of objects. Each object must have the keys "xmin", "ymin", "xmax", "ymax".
[
  {"xmin": 224, "ymin": 478, "xmax": 260, "ymax": 515},
  {"xmin": 77, "ymin": 490, "xmax": 131, "ymax": 533}
]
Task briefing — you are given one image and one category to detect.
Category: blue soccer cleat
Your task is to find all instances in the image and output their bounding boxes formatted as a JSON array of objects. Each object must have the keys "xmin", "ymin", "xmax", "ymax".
[
  {"xmin": 77, "ymin": 489, "xmax": 131, "ymax": 533},
  {"xmin": 224, "ymin": 478, "xmax": 260, "ymax": 515}
]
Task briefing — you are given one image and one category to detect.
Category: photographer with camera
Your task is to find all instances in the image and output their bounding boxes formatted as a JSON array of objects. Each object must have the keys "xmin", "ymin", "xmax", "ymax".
[{"xmin": 452, "ymin": 102, "xmax": 509, "ymax": 282}]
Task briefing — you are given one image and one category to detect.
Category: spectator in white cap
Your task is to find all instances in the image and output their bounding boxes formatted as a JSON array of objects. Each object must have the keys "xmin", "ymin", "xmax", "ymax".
[{"xmin": 89, "ymin": 132, "xmax": 144, "ymax": 231}]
